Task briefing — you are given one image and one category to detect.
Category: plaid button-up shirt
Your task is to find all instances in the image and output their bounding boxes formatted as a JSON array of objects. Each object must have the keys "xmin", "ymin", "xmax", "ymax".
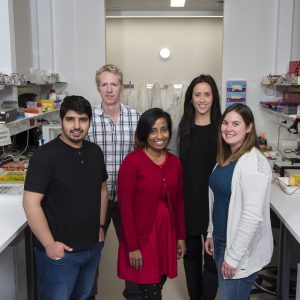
[{"xmin": 87, "ymin": 103, "xmax": 140, "ymax": 202}]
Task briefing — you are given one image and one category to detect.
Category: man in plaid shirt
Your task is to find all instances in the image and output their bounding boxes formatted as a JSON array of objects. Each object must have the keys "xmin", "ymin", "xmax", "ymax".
[{"xmin": 87, "ymin": 64, "xmax": 140, "ymax": 300}]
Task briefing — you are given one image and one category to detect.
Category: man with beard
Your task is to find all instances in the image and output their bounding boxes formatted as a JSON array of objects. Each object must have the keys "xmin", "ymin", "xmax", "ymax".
[{"xmin": 23, "ymin": 95, "xmax": 108, "ymax": 300}]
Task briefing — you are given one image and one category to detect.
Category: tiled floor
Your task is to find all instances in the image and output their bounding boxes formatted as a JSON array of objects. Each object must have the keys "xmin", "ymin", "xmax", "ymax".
[{"xmin": 97, "ymin": 226, "xmax": 277, "ymax": 299}]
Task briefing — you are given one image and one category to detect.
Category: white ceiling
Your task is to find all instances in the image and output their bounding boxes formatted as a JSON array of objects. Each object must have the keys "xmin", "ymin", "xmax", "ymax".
[{"xmin": 105, "ymin": 0, "xmax": 224, "ymax": 12}]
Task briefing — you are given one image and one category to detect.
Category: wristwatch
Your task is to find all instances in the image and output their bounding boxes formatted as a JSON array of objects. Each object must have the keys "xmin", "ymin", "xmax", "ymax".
[{"xmin": 100, "ymin": 224, "xmax": 106, "ymax": 230}]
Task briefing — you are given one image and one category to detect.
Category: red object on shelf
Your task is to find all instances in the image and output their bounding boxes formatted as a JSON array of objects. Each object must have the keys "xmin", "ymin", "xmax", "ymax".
[
  {"xmin": 24, "ymin": 108, "xmax": 40, "ymax": 114},
  {"xmin": 289, "ymin": 61, "xmax": 300, "ymax": 76}
]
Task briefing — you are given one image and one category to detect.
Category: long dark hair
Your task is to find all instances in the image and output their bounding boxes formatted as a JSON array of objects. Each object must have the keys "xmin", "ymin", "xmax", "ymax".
[
  {"xmin": 217, "ymin": 103, "xmax": 260, "ymax": 164},
  {"xmin": 178, "ymin": 74, "xmax": 221, "ymax": 159},
  {"xmin": 134, "ymin": 108, "xmax": 172, "ymax": 149}
]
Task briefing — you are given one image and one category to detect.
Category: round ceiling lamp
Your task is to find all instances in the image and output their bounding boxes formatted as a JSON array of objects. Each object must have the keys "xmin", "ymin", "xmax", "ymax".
[{"xmin": 159, "ymin": 48, "xmax": 171, "ymax": 60}]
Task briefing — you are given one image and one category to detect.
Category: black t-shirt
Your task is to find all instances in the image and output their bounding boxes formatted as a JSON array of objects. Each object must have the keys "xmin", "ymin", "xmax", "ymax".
[
  {"xmin": 24, "ymin": 137, "xmax": 108, "ymax": 251},
  {"xmin": 181, "ymin": 124, "xmax": 217, "ymax": 236}
]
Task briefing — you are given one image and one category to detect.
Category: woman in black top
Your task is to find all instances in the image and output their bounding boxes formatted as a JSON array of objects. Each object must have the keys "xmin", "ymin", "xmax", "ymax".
[{"xmin": 178, "ymin": 74, "xmax": 221, "ymax": 300}]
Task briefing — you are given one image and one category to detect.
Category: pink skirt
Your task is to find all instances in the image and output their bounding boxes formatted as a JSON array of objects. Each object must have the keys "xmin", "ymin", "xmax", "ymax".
[{"xmin": 118, "ymin": 200, "xmax": 177, "ymax": 284}]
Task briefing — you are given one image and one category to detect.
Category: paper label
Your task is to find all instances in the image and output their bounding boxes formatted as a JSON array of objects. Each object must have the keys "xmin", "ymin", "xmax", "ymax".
[{"xmin": 0, "ymin": 126, "xmax": 12, "ymax": 146}]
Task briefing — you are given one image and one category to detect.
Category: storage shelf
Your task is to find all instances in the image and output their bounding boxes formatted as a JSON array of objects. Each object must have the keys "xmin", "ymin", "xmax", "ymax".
[
  {"xmin": 276, "ymin": 84, "xmax": 300, "ymax": 88},
  {"xmin": 3, "ymin": 109, "xmax": 59, "ymax": 136},
  {"xmin": 1, "ymin": 82, "xmax": 66, "ymax": 137},
  {"xmin": 275, "ymin": 84, "xmax": 300, "ymax": 91},
  {"xmin": 260, "ymin": 107, "xmax": 298, "ymax": 120},
  {"xmin": 0, "ymin": 82, "xmax": 67, "ymax": 90}
]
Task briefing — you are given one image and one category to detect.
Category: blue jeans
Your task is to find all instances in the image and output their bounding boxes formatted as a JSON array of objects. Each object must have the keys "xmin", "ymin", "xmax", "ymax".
[
  {"xmin": 214, "ymin": 238, "xmax": 257, "ymax": 300},
  {"xmin": 35, "ymin": 242, "xmax": 103, "ymax": 300}
]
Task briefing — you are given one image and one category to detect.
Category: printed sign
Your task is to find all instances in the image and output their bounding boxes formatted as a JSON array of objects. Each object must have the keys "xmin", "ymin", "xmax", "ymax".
[{"xmin": 226, "ymin": 80, "xmax": 247, "ymax": 107}]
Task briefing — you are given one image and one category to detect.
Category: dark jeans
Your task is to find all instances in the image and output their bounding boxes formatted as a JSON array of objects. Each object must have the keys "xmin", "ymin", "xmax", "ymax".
[{"xmin": 35, "ymin": 242, "xmax": 103, "ymax": 300}]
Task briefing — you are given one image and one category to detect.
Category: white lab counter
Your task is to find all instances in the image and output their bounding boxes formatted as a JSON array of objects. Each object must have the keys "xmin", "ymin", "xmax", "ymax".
[
  {"xmin": 0, "ymin": 194, "xmax": 30, "ymax": 299},
  {"xmin": 0, "ymin": 195, "xmax": 26, "ymax": 253},
  {"xmin": 270, "ymin": 181, "xmax": 300, "ymax": 299},
  {"xmin": 271, "ymin": 182, "xmax": 300, "ymax": 244}
]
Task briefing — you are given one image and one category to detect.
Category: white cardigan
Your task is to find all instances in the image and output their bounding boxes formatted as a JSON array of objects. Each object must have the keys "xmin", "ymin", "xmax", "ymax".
[{"xmin": 207, "ymin": 147, "xmax": 273, "ymax": 279}]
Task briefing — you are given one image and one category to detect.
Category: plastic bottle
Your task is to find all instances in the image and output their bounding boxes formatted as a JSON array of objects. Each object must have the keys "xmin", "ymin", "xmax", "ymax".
[{"xmin": 49, "ymin": 89, "xmax": 57, "ymax": 101}]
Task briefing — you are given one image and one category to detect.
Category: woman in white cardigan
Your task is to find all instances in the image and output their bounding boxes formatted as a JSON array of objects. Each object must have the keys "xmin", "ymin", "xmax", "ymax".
[{"xmin": 204, "ymin": 103, "xmax": 273, "ymax": 300}]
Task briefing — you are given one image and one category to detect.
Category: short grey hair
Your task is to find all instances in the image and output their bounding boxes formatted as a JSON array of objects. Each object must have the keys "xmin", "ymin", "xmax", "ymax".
[{"xmin": 95, "ymin": 64, "xmax": 123, "ymax": 86}]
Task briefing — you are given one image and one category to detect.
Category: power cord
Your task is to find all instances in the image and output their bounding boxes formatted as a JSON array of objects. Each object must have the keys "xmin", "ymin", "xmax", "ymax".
[
  {"xmin": 276, "ymin": 123, "xmax": 289, "ymax": 160},
  {"xmin": 16, "ymin": 130, "xmax": 30, "ymax": 158},
  {"xmin": 274, "ymin": 176, "xmax": 300, "ymax": 195}
]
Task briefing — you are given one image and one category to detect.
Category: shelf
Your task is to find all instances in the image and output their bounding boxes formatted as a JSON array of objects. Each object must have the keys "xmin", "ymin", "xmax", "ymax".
[
  {"xmin": 0, "ymin": 82, "xmax": 66, "ymax": 137},
  {"xmin": 260, "ymin": 107, "xmax": 298, "ymax": 120},
  {"xmin": 2, "ymin": 109, "xmax": 59, "ymax": 136},
  {"xmin": 0, "ymin": 82, "xmax": 67, "ymax": 90},
  {"xmin": 276, "ymin": 84, "xmax": 300, "ymax": 88},
  {"xmin": 17, "ymin": 82, "xmax": 66, "ymax": 88},
  {"xmin": 275, "ymin": 84, "xmax": 300, "ymax": 91}
]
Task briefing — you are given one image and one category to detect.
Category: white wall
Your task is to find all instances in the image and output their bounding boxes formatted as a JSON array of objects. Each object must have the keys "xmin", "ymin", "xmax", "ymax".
[
  {"xmin": 51, "ymin": 0, "xmax": 106, "ymax": 103},
  {"xmin": 13, "ymin": 0, "xmax": 33, "ymax": 79},
  {"xmin": 292, "ymin": 0, "xmax": 300, "ymax": 60},
  {"xmin": 26, "ymin": 0, "xmax": 106, "ymax": 103},
  {"xmin": 0, "ymin": 0, "xmax": 15, "ymax": 74},
  {"xmin": 222, "ymin": 0, "xmax": 296, "ymax": 144},
  {"xmin": 106, "ymin": 18, "xmax": 223, "ymax": 87}
]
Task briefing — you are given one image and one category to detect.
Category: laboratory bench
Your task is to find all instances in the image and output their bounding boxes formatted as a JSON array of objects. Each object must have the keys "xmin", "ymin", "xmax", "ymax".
[
  {"xmin": 0, "ymin": 192, "xmax": 36, "ymax": 300},
  {"xmin": 270, "ymin": 182, "xmax": 300, "ymax": 299}
]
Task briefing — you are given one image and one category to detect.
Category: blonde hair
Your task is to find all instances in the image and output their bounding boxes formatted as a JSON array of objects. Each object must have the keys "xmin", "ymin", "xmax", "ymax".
[
  {"xmin": 95, "ymin": 64, "xmax": 123, "ymax": 86},
  {"xmin": 217, "ymin": 104, "xmax": 261, "ymax": 165}
]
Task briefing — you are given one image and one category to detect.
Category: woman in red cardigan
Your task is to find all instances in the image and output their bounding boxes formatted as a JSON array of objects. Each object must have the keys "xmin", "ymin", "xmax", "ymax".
[{"xmin": 118, "ymin": 108, "xmax": 186, "ymax": 300}]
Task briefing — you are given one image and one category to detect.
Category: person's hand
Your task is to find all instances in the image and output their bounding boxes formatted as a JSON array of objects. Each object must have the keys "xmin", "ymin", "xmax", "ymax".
[
  {"xmin": 129, "ymin": 250, "xmax": 143, "ymax": 270},
  {"xmin": 45, "ymin": 241, "xmax": 73, "ymax": 260},
  {"xmin": 177, "ymin": 240, "xmax": 186, "ymax": 259},
  {"xmin": 99, "ymin": 228, "xmax": 105, "ymax": 242},
  {"xmin": 204, "ymin": 237, "xmax": 214, "ymax": 256},
  {"xmin": 222, "ymin": 260, "xmax": 236, "ymax": 278}
]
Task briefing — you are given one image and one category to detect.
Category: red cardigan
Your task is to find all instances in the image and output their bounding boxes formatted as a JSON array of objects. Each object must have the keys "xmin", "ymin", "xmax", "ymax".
[{"xmin": 118, "ymin": 148, "xmax": 186, "ymax": 251}]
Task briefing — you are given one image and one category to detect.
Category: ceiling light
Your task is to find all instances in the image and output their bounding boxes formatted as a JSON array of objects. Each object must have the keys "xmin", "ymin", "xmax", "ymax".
[
  {"xmin": 171, "ymin": 0, "xmax": 186, "ymax": 7},
  {"xmin": 160, "ymin": 48, "xmax": 171, "ymax": 60}
]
